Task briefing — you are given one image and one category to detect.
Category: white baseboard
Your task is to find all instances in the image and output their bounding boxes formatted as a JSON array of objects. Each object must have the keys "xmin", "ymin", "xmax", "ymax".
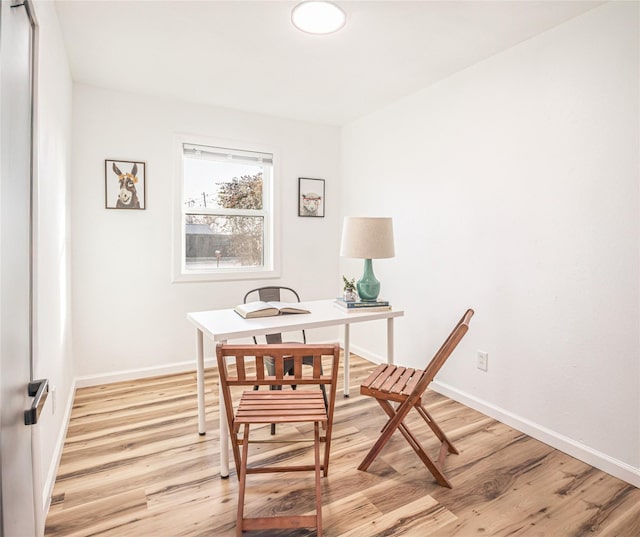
[
  {"xmin": 74, "ymin": 357, "xmax": 218, "ymax": 388},
  {"xmin": 42, "ymin": 377, "xmax": 76, "ymax": 516},
  {"xmin": 432, "ymin": 380, "xmax": 640, "ymax": 488},
  {"xmin": 348, "ymin": 343, "xmax": 387, "ymax": 365},
  {"xmin": 349, "ymin": 342, "xmax": 640, "ymax": 488}
]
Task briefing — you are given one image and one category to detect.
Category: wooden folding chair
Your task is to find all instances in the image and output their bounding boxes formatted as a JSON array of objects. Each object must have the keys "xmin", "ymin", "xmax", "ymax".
[
  {"xmin": 358, "ymin": 309, "xmax": 474, "ymax": 488},
  {"xmin": 216, "ymin": 343, "xmax": 340, "ymax": 537}
]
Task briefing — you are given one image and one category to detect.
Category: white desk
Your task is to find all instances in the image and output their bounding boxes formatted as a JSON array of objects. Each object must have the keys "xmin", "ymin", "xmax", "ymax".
[{"xmin": 187, "ymin": 298, "xmax": 404, "ymax": 477}]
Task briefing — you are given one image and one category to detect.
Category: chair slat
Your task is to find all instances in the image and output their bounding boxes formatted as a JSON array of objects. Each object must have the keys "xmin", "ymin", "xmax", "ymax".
[
  {"xmin": 379, "ymin": 365, "xmax": 407, "ymax": 393},
  {"xmin": 240, "ymin": 390, "xmax": 323, "ymax": 398},
  {"xmin": 369, "ymin": 364, "xmax": 394, "ymax": 390},
  {"xmin": 255, "ymin": 356, "xmax": 265, "ymax": 380},
  {"xmin": 273, "ymin": 355, "xmax": 285, "ymax": 378},
  {"xmin": 396, "ymin": 367, "xmax": 417, "ymax": 394},
  {"xmin": 236, "ymin": 356, "xmax": 246, "ymax": 381},
  {"xmin": 402, "ymin": 369, "xmax": 425, "ymax": 396},
  {"xmin": 227, "ymin": 378, "xmax": 331, "ymax": 387},
  {"xmin": 361, "ymin": 363, "xmax": 387, "ymax": 388}
]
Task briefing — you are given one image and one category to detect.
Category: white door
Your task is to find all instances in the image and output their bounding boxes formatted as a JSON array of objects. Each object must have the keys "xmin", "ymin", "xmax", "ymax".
[{"xmin": 0, "ymin": 1, "xmax": 39, "ymax": 535}]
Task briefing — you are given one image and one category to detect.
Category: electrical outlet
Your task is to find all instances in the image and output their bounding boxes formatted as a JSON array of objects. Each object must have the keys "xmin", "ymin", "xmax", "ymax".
[{"xmin": 477, "ymin": 351, "xmax": 488, "ymax": 372}]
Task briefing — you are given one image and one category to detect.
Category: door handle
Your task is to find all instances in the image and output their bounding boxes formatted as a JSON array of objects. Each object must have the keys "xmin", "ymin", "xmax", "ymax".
[{"xmin": 24, "ymin": 378, "xmax": 48, "ymax": 425}]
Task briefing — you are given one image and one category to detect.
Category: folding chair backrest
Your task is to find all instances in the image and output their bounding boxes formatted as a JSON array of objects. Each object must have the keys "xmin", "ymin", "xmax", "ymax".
[
  {"xmin": 217, "ymin": 343, "xmax": 338, "ymax": 386},
  {"xmin": 404, "ymin": 309, "xmax": 474, "ymax": 408},
  {"xmin": 216, "ymin": 343, "xmax": 341, "ymax": 434},
  {"xmin": 243, "ymin": 286, "xmax": 307, "ymax": 344}
]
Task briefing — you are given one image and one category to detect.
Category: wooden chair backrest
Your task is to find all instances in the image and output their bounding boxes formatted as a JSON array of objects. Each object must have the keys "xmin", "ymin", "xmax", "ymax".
[
  {"xmin": 216, "ymin": 343, "xmax": 341, "ymax": 430},
  {"xmin": 217, "ymin": 343, "xmax": 338, "ymax": 386},
  {"xmin": 404, "ymin": 309, "xmax": 474, "ymax": 407}
]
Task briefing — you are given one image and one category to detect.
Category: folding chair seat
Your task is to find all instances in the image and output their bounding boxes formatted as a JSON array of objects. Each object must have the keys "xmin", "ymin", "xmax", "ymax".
[
  {"xmin": 217, "ymin": 343, "xmax": 340, "ymax": 537},
  {"xmin": 358, "ymin": 309, "xmax": 474, "ymax": 488}
]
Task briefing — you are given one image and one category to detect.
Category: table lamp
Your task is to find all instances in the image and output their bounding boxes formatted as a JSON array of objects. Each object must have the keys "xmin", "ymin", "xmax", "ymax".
[{"xmin": 339, "ymin": 216, "xmax": 395, "ymax": 301}]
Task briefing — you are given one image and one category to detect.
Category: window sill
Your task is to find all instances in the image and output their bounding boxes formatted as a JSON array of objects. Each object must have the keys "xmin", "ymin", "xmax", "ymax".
[{"xmin": 172, "ymin": 266, "xmax": 280, "ymax": 283}]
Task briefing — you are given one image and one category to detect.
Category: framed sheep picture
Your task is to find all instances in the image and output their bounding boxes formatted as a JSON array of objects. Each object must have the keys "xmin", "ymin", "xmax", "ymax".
[
  {"xmin": 105, "ymin": 159, "xmax": 146, "ymax": 210},
  {"xmin": 298, "ymin": 177, "xmax": 325, "ymax": 218}
]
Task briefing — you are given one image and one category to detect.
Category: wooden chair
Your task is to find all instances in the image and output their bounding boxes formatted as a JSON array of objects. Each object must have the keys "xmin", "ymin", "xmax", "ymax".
[
  {"xmin": 358, "ymin": 309, "xmax": 474, "ymax": 488},
  {"xmin": 244, "ymin": 286, "xmax": 328, "ymax": 433},
  {"xmin": 216, "ymin": 342, "xmax": 340, "ymax": 537}
]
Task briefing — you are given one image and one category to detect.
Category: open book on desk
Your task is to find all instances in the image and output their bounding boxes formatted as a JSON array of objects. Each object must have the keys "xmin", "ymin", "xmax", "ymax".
[{"xmin": 233, "ymin": 301, "xmax": 311, "ymax": 319}]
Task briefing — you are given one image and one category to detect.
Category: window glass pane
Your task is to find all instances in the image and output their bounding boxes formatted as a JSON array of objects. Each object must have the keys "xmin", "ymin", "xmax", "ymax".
[
  {"xmin": 184, "ymin": 152, "xmax": 265, "ymax": 210},
  {"xmin": 185, "ymin": 215, "xmax": 264, "ymax": 269}
]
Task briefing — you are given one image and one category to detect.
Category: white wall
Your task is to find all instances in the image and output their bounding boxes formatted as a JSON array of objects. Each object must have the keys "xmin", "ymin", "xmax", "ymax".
[
  {"xmin": 71, "ymin": 85, "xmax": 341, "ymax": 379},
  {"xmin": 341, "ymin": 1, "xmax": 640, "ymax": 485},
  {"xmin": 33, "ymin": 0, "xmax": 74, "ymax": 521}
]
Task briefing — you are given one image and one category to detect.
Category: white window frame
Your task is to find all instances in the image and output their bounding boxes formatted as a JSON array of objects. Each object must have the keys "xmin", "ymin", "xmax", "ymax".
[{"xmin": 172, "ymin": 134, "xmax": 280, "ymax": 282}]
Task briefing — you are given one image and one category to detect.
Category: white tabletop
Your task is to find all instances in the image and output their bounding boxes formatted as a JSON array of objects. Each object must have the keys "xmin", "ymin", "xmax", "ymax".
[{"xmin": 187, "ymin": 298, "xmax": 404, "ymax": 341}]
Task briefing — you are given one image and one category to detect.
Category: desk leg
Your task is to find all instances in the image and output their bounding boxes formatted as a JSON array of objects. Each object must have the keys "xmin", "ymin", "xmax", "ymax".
[
  {"xmin": 343, "ymin": 324, "xmax": 350, "ymax": 397},
  {"xmin": 387, "ymin": 318, "xmax": 395, "ymax": 365},
  {"xmin": 196, "ymin": 329, "xmax": 206, "ymax": 435},
  {"xmin": 218, "ymin": 375, "xmax": 230, "ymax": 478}
]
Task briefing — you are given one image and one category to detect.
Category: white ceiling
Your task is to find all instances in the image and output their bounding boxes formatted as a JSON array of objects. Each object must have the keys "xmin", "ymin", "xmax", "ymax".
[{"xmin": 54, "ymin": 0, "xmax": 602, "ymax": 126}]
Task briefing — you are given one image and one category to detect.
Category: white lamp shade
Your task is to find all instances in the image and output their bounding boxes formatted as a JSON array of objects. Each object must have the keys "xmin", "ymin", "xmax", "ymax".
[{"xmin": 340, "ymin": 217, "xmax": 395, "ymax": 259}]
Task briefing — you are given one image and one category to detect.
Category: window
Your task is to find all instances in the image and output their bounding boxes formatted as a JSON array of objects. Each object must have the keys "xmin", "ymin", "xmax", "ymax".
[{"xmin": 174, "ymin": 138, "xmax": 278, "ymax": 281}]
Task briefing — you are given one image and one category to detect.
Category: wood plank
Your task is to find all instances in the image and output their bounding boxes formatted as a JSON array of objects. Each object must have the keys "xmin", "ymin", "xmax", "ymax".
[
  {"xmin": 45, "ymin": 489, "xmax": 148, "ymax": 537},
  {"xmin": 339, "ymin": 495, "xmax": 457, "ymax": 537}
]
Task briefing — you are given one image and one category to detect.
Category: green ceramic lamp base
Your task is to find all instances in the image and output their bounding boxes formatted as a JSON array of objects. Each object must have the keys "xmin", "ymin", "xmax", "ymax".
[{"xmin": 357, "ymin": 258, "xmax": 381, "ymax": 301}]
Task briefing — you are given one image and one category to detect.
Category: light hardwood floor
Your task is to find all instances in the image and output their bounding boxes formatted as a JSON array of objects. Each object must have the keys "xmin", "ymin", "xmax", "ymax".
[{"xmin": 45, "ymin": 353, "xmax": 640, "ymax": 536}]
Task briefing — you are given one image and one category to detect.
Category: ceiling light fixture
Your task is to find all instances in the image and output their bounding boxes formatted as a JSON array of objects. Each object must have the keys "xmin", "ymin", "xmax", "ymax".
[{"xmin": 291, "ymin": 1, "xmax": 346, "ymax": 35}]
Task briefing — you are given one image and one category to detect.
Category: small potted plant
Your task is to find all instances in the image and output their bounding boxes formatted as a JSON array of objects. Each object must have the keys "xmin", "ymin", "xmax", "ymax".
[{"xmin": 342, "ymin": 276, "xmax": 357, "ymax": 302}]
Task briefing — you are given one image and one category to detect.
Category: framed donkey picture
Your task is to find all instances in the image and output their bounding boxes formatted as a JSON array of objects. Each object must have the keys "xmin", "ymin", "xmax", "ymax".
[{"xmin": 105, "ymin": 159, "xmax": 146, "ymax": 210}]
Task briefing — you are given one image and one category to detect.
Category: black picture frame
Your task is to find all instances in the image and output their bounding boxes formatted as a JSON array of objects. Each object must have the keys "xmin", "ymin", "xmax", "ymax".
[
  {"xmin": 105, "ymin": 159, "xmax": 146, "ymax": 210},
  {"xmin": 298, "ymin": 177, "xmax": 325, "ymax": 218}
]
